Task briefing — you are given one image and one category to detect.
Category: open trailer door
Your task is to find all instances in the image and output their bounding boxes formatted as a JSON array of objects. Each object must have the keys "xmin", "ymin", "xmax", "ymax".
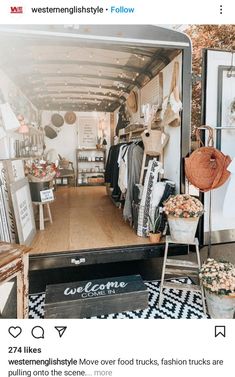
[{"xmin": 202, "ymin": 48, "xmax": 235, "ymax": 244}]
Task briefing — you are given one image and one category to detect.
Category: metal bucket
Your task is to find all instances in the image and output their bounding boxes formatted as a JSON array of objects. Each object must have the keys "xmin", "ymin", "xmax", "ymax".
[
  {"xmin": 205, "ymin": 290, "xmax": 235, "ymax": 319},
  {"xmin": 29, "ymin": 181, "xmax": 50, "ymax": 202},
  {"xmin": 167, "ymin": 216, "xmax": 199, "ymax": 243}
]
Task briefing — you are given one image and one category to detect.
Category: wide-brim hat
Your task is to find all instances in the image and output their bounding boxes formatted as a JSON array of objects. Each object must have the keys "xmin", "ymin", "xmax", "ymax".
[
  {"xmin": 44, "ymin": 125, "xmax": 57, "ymax": 139},
  {"xmin": 64, "ymin": 111, "xmax": 76, "ymax": 125},
  {"xmin": 51, "ymin": 113, "xmax": 64, "ymax": 127}
]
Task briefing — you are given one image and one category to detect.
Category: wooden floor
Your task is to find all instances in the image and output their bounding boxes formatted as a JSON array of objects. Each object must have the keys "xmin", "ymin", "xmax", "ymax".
[{"xmin": 30, "ymin": 186, "xmax": 149, "ymax": 254}]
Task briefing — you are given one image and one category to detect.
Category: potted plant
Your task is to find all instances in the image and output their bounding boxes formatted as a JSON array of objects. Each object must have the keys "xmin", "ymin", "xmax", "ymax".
[
  {"xmin": 199, "ymin": 258, "xmax": 235, "ymax": 318},
  {"xmin": 163, "ymin": 194, "xmax": 204, "ymax": 243},
  {"xmin": 25, "ymin": 160, "xmax": 60, "ymax": 202},
  {"xmin": 148, "ymin": 208, "xmax": 162, "ymax": 243}
]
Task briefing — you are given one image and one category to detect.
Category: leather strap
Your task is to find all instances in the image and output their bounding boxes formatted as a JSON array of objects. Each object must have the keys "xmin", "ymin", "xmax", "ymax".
[{"xmin": 195, "ymin": 125, "xmax": 214, "ymax": 148}]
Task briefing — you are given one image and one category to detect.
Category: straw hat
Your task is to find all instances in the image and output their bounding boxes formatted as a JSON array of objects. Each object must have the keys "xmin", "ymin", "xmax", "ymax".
[
  {"xmin": 44, "ymin": 125, "xmax": 57, "ymax": 139},
  {"xmin": 51, "ymin": 113, "xmax": 64, "ymax": 128},
  {"xmin": 64, "ymin": 111, "xmax": 76, "ymax": 125},
  {"xmin": 127, "ymin": 91, "xmax": 138, "ymax": 114}
]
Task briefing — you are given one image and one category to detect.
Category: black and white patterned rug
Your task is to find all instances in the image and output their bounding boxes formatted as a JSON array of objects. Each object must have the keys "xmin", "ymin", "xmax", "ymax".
[{"xmin": 29, "ymin": 278, "xmax": 209, "ymax": 319}]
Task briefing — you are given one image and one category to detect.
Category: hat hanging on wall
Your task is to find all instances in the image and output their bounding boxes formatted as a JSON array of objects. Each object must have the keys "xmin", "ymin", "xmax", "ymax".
[
  {"xmin": 64, "ymin": 111, "xmax": 77, "ymax": 125},
  {"xmin": 127, "ymin": 91, "xmax": 138, "ymax": 114},
  {"xmin": 51, "ymin": 113, "xmax": 64, "ymax": 128},
  {"xmin": 44, "ymin": 125, "xmax": 58, "ymax": 139}
]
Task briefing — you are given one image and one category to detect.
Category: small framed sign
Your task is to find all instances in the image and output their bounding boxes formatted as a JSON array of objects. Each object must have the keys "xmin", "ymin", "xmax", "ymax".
[{"xmin": 40, "ymin": 189, "xmax": 54, "ymax": 203}]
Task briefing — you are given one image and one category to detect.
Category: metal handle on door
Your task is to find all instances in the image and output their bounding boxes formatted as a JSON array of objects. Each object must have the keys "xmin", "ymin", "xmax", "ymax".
[{"xmin": 71, "ymin": 258, "xmax": 86, "ymax": 265}]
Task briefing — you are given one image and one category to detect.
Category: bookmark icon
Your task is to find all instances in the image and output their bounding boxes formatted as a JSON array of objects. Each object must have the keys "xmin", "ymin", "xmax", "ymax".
[{"xmin": 55, "ymin": 326, "xmax": 67, "ymax": 338}]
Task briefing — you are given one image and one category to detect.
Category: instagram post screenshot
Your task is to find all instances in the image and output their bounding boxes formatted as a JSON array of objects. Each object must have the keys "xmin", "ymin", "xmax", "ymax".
[{"xmin": 0, "ymin": 1, "xmax": 234, "ymax": 376}]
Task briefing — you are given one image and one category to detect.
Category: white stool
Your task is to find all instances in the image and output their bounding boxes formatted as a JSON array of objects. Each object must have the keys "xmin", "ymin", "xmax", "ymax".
[
  {"xmin": 159, "ymin": 236, "xmax": 206, "ymax": 315},
  {"xmin": 33, "ymin": 201, "xmax": 53, "ymax": 230}
]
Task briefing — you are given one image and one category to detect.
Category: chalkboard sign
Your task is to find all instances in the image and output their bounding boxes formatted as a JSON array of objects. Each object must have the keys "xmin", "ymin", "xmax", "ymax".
[{"xmin": 44, "ymin": 275, "xmax": 148, "ymax": 318}]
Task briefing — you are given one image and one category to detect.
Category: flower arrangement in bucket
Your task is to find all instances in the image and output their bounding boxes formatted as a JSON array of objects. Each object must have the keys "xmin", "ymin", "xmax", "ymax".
[
  {"xmin": 163, "ymin": 194, "xmax": 204, "ymax": 243},
  {"xmin": 25, "ymin": 160, "xmax": 60, "ymax": 182},
  {"xmin": 199, "ymin": 258, "xmax": 235, "ymax": 318},
  {"xmin": 148, "ymin": 208, "xmax": 162, "ymax": 243}
]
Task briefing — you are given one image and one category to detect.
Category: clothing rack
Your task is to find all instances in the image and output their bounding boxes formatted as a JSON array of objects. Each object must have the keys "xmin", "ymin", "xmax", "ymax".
[
  {"xmin": 195, "ymin": 126, "xmax": 234, "ymax": 257},
  {"xmin": 199, "ymin": 126, "xmax": 235, "ymax": 130}
]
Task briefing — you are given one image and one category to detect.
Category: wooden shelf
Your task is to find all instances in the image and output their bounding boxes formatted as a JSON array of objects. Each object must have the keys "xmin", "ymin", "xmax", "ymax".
[
  {"xmin": 78, "ymin": 183, "xmax": 105, "ymax": 187},
  {"xmin": 77, "ymin": 148, "xmax": 106, "ymax": 152},
  {"xmin": 77, "ymin": 148, "xmax": 106, "ymax": 187},
  {"xmin": 119, "ymin": 127, "xmax": 146, "ymax": 141},
  {"xmin": 77, "ymin": 160, "xmax": 105, "ymax": 163},
  {"xmin": 78, "ymin": 171, "xmax": 105, "ymax": 174}
]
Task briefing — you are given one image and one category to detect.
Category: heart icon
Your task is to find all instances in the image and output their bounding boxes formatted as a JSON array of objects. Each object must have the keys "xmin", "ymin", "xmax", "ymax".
[{"xmin": 8, "ymin": 326, "xmax": 22, "ymax": 338}]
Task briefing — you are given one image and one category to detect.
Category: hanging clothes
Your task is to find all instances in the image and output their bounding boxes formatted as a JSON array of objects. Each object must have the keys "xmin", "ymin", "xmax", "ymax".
[
  {"xmin": 115, "ymin": 105, "xmax": 129, "ymax": 136},
  {"xmin": 105, "ymin": 144, "xmax": 125, "ymax": 201},
  {"xmin": 117, "ymin": 144, "xmax": 129, "ymax": 194},
  {"xmin": 123, "ymin": 143, "xmax": 144, "ymax": 223},
  {"xmin": 137, "ymin": 159, "xmax": 162, "ymax": 237}
]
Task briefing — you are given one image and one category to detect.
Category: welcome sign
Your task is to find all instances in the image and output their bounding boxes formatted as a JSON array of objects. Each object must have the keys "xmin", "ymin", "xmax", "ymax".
[
  {"xmin": 64, "ymin": 280, "xmax": 129, "ymax": 299},
  {"xmin": 44, "ymin": 275, "xmax": 148, "ymax": 318}
]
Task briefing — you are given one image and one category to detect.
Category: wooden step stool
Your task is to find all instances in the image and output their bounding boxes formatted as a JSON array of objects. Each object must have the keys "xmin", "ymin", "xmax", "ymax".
[
  {"xmin": 33, "ymin": 201, "xmax": 53, "ymax": 230},
  {"xmin": 159, "ymin": 236, "xmax": 206, "ymax": 314}
]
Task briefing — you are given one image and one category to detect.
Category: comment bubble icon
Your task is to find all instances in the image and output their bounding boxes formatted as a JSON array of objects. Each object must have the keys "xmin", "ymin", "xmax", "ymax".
[{"xmin": 31, "ymin": 326, "xmax": 44, "ymax": 339}]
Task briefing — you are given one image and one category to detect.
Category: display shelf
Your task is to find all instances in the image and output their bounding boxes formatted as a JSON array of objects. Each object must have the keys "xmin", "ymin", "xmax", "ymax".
[
  {"xmin": 76, "ymin": 148, "xmax": 106, "ymax": 186},
  {"xmin": 77, "ymin": 148, "xmax": 106, "ymax": 151},
  {"xmin": 77, "ymin": 160, "xmax": 105, "ymax": 163},
  {"xmin": 78, "ymin": 183, "xmax": 105, "ymax": 187},
  {"xmin": 78, "ymin": 170, "xmax": 105, "ymax": 174},
  {"xmin": 118, "ymin": 127, "xmax": 146, "ymax": 142}
]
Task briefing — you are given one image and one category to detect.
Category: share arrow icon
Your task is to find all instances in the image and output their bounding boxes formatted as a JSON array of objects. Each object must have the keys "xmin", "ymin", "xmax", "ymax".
[{"xmin": 55, "ymin": 326, "xmax": 67, "ymax": 338}]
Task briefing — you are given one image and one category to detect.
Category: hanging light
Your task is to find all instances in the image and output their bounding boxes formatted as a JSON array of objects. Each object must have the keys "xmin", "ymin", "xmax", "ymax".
[
  {"xmin": 17, "ymin": 115, "xmax": 29, "ymax": 134},
  {"xmin": 18, "ymin": 123, "xmax": 29, "ymax": 134}
]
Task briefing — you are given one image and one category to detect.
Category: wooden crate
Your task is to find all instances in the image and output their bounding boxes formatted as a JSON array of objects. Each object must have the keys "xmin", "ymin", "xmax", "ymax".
[
  {"xmin": 87, "ymin": 177, "xmax": 104, "ymax": 184},
  {"xmin": 44, "ymin": 275, "xmax": 148, "ymax": 318}
]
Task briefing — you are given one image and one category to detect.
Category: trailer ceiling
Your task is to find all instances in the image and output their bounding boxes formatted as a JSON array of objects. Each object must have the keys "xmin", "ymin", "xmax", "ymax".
[{"xmin": 0, "ymin": 25, "xmax": 189, "ymax": 113}]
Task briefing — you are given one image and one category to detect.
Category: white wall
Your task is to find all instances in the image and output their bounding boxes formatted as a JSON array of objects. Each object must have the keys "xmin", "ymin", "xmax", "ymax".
[
  {"xmin": 0, "ymin": 68, "xmax": 38, "ymax": 159},
  {"xmin": 41, "ymin": 111, "xmax": 111, "ymax": 166},
  {"xmin": 115, "ymin": 54, "xmax": 182, "ymax": 191}
]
